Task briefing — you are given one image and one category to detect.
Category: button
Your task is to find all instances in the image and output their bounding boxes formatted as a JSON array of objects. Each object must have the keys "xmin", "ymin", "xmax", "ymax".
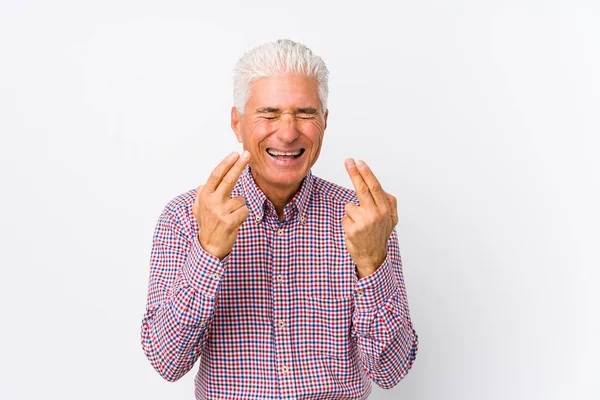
[
  {"xmin": 199, "ymin": 322, "xmax": 205, "ymax": 327},
  {"xmin": 356, "ymin": 290, "xmax": 364, "ymax": 297},
  {"xmin": 280, "ymin": 366, "xmax": 289, "ymax": 375},
  {"xmin": 299, "ymin": 215, "xmax": 306, "ymax": 223},
  {"xmin": 277, "ymin": 229, "xmax": 284, "ymax": 236},
  {"xmin": 255, "ymin": 216, "xmax": 262, "ymax": 223},
  {"xmin": 211, "ymin": 272, "xmax": 220, "ymax": 280},
  {"xmin": 277, "ymin": 274, "xmax": 284, "ymax": 283},
  {"xmin": 278, "ymin": 320, "xmax": 285, "ymax": 328}
]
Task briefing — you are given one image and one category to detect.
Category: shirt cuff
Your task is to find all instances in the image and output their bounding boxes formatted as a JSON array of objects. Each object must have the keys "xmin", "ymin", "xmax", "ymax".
[
  {"xmin": 181, "ymin": 235, "xmax": 228, "ymax": 296},
  {"xmin": 353, "ymin": 254, "xmax": 399, "ymax": 313}
]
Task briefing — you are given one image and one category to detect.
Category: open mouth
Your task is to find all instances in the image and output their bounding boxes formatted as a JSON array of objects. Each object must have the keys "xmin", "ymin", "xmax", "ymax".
[{"xmin": 266, "ymin": 148, "xmax": 305, "ymax": 159}]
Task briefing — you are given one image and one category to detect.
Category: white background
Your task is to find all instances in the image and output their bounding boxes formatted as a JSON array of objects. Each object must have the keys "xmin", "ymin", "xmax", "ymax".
[{"xmin": 1, "ymin": 1, "xmax": 598, "ymax": 399}]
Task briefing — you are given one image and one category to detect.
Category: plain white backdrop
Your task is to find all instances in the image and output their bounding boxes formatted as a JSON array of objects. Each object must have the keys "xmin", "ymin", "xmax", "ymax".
[{"xmin": 1, "ymin": 1, "xmax": 598, "ymax": 399}]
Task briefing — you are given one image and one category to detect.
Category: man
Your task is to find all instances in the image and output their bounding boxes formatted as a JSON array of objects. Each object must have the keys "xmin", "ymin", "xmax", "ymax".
[{"xmin": 141, "ymin": 39, "xmax": 418, "ymax": 399}]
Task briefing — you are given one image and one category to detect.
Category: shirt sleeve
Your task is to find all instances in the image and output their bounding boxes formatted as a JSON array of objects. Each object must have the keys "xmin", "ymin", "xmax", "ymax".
[
  {"xmin": 351, "ymin": 228, "xmax": 419, "ymax": 389},
  {"xmin": 140, "ymin": 204, "xmax": 228, "ymax": 382}
]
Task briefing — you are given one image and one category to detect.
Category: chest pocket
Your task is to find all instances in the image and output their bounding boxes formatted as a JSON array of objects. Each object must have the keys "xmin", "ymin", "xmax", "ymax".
[
  {"xmin": 289, "ymin": 219, "xmax": 357, "ymax": 357},
  {"xmin": 293, "ymin": 248, "xmax": 356, "ymax": 358},
  {"xmin": 302, "ymin": 294, "xmax": 354, "ymax": 358}
]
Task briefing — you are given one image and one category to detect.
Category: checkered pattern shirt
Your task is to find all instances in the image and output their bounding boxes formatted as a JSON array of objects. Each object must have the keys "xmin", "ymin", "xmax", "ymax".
[{"xmin": 141, "ymin": 165, "xmax": 418, "ymax": 399}]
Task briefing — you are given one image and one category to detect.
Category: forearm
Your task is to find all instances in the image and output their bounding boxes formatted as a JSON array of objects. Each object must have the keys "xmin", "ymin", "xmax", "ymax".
[
  {"xmin": 353, "ymin": 284, "xmax": 418, "ymax": 388},
  {"xmin": 141, "ymin": 210, "xmax": 227, "ymax": 381},
  {"xmin": 141, "ymin": 270, "xmax": 222, "ymax": 381},
  {"xmin": 351, "ymin": 233, "xmax": 419, "ymax": 388}
]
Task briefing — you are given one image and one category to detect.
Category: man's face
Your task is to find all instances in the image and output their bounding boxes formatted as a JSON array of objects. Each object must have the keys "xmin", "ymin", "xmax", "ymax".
[{"xmin": 231, "ymin": 73, "xmax": 328, "ymax": 194}]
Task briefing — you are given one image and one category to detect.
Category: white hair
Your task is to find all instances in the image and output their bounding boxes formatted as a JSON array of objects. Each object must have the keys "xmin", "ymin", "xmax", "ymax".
[{"xmin": 233, "ymin": 39, "xmax": 329, "ymax": 115}]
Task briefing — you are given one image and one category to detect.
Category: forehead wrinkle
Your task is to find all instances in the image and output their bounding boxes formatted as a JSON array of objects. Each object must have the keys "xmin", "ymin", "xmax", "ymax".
[
  {"xmin": 255, "ymin": 107, "xmax": 281, "ymax": 114},
  {"xmin": 254, "ymin": 106, "xmax": 319, "ymax": 115}
]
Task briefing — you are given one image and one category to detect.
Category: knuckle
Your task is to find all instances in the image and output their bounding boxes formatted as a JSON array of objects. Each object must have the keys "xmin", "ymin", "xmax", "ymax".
[
  {"xmin": 371, "ymin": 182, "xmax": 383, "ymax": 192},
  {"xmin": 366, "ymin": 214, "xmax": 379, "ymax": 225},
  {"xmin": 235, "ymin": 196, "xmax": 247, "ymax": 205},
  {"xmin": 358, "ymin": 185, "xmax": 370, "ymax": 194},
  {"xmin": 224, "ymin": 217, "xmax": 237, "ymax": 229},
  {"xmin": 241, "ymin": 207, "xmax": 250, "ymax": 218}
]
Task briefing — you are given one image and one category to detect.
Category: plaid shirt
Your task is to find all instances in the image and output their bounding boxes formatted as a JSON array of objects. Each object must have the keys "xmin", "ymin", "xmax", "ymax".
[{"xmin": 141, "ymin": 165, "xmax": 418, "ymax": 399}]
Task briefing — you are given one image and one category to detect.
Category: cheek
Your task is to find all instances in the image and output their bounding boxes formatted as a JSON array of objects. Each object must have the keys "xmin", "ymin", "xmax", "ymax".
[
  {"xmin": 243, "ymin": 122, "xmax": 272, "ymax": 148},
  {"xmin": 304, "ymin": 123, "xmax": 325, "ymax": 153}
]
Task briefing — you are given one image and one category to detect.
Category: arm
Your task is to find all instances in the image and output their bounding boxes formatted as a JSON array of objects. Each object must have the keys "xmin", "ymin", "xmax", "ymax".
[
  {"xmin": 140, "ymin": 205, "xmax": 227, "ymax": 382},
  {"xmin": 351, "ymin": 229, "xmax": 419, "ymax": 388},
  {"xmin": 141, "ymin": 150, "xmax": 250, "ymax": 381}
]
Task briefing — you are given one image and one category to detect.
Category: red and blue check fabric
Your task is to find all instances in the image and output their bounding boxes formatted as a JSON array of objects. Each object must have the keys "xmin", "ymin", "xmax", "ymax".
[{"xmin": 141, "ymin": 165, "xmax": 418, "ymax": 399}]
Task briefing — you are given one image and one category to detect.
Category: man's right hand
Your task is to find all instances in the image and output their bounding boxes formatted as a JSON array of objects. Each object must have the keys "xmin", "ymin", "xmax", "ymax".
[{"xmin": 192, "ymin": 150, "xmax": 251, "ymax": 260}]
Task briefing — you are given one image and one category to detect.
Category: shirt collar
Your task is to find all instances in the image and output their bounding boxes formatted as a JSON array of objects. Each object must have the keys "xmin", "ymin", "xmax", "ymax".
[{"xmin": 240, "ymin": 164, "xmax": 314, "ymax": 222}]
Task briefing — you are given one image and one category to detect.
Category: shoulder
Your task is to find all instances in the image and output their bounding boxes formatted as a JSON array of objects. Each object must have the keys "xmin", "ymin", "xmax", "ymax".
[
  {"xmin": 163, "ymin": 188, "xmax": 196, "ymax": 215},
  {"xmin": 156, "ymin": 188, "xmax": 197, "ymax": 236},
  {"xmin": 311, "ymin": 175, "xmax": 359, "ymax": 208}
]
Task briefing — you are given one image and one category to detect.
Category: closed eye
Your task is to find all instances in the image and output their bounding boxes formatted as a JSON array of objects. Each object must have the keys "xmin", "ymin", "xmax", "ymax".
[{"xmin": 296, "ymin": 113, "xmax": 317, "ymax": 120}]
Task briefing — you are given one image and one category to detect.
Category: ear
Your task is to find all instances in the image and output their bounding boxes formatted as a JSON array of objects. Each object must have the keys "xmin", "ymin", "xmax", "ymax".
[
  {"xmin": 231, "ymin": 106, "xmax": 243, "ymax": 143},
  {"xmin": 323, "ymin": 109, "xmax": 329, "ymax": 131}
]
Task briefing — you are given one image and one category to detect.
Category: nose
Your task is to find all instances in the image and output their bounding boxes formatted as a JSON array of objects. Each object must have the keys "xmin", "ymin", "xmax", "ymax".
[{"xmin": 275, "ymin": 113, "xmax": 300, "ymax": 143}]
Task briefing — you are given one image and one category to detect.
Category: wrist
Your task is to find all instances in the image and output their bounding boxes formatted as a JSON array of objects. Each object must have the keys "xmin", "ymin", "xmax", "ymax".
[
  {"xmin": 198, "ymin": 235, "xmax": 228, "ymax": 260},
  {"xmin": 354, "ymin": 253, "xmax": 387, "ymax": 279}
]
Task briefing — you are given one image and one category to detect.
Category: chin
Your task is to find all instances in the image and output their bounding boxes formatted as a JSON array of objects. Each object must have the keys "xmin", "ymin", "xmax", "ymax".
[{"xmin": 267, "ymin": 169, "xmax": 307, "ymax": 189}]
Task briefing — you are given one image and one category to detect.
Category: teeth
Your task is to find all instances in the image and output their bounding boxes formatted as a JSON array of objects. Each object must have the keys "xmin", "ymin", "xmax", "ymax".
[{"xmin": 267, "ymin": 149, "xmax": 301, "ymax": 156}]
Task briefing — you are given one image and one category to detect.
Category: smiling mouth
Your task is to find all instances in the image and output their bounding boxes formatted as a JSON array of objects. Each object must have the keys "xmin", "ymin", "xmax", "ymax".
[{"xmin": 266, "ymin": 148, "xmax": 305, "ymax": 158}]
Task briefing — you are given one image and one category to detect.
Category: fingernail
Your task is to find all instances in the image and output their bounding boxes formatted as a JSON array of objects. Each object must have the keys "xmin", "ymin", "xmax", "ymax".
[
  {"xmin": 345, "ymin": 158, "xmax": 355, "ymax": 167},
  {"xmin": 229, "ymin": 152, "xmax": 239, "ymax": 159},
  {"xmin": 241, "ymin": 150, "xmax": 250, "ymax": 160},
  {"xmin": 356, "ymin": 159, "xmax": 366, "ymax": 168}
]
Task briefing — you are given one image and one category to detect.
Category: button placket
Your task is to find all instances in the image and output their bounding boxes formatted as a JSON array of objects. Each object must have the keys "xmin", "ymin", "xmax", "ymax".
[{"xmin": 273, "ymin": 222, "xmax": 290, "ymax": 383}]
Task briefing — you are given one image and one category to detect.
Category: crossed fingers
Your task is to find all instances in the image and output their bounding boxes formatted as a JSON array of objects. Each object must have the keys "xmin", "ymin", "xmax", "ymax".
[
  {"xmin": 205, "ymin": 150, "xmax": 251, "ymax": 198},
  {"xmin": 344, "ymin": 158, "xmax": 395, "ymax": 222}
]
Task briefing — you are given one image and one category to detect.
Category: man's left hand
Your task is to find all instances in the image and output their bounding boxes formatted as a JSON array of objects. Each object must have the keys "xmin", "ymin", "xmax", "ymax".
[{"xmin": 343, "ymin": 158, "xmax": 398, "ymax": 279}]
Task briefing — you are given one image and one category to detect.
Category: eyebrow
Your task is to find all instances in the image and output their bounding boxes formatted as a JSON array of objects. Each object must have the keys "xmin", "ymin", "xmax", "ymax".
[
  {"xmin": 296, "ymin": 107, "xmax": 319, "ymax": 114},
  {"xmin": 254, "ymin": 107, "xmax": 319, "ymax": 114},
  {"xmin": 255, "ymin": 107, "xmax": 281, "ymax": 114}
]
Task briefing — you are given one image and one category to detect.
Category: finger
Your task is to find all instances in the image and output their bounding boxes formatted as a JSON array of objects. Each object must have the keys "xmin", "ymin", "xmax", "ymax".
[
  {"xmin": 194, "ymin": 185, "xmax": 209, "ymax": 204},
  {"xmin": 355, "ymin": 160, "xmax": 389, "ymax": 211},
  {"xmin": 224, "ymin": 195, "xmax": 246, "ymax": 213},
  {"xmin": 230, "ymin": 204, "xmax": 250, "ymax": 225},
  {"xmin": 216, "ymin": 150, "xmax": 251, "ymax": 198},
  {"xmin": 341, "ymin": 215, "xmax": 354, "ymax": 233},
  {"xmin": 344, "ymin": 158, "xmax": 375, "ymax": 208},
  {"xmin": 344, "ymin": 202, "xmax": 360, "ymax": 220},
  {"xmin": 385, "ymin": 192, "xmax": 398, "ymax": 227},
  {"xmin": 205, "ymin": 152, "xmax": 241, "ymax": 193},
  {"xmin": 194, "ymin": 185, "xmax": 205, "ymax": 202}
]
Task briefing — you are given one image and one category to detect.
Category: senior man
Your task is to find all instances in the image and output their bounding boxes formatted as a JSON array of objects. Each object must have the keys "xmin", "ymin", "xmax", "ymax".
[{"xmin": 141, "ymin": 39, "xmax": 418, "ymax": 399}]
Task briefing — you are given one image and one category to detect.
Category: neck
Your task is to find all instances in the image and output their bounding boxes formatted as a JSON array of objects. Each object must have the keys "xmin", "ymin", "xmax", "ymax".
[{"xmin": 251, "ymin": 171, "xmax": 304, "ymax": 222}]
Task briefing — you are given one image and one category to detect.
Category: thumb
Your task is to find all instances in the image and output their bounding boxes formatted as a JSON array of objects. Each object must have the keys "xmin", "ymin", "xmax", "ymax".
[{"xmin": 385, "ymin": 192, "xmax": 398, "ymax": 227}]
